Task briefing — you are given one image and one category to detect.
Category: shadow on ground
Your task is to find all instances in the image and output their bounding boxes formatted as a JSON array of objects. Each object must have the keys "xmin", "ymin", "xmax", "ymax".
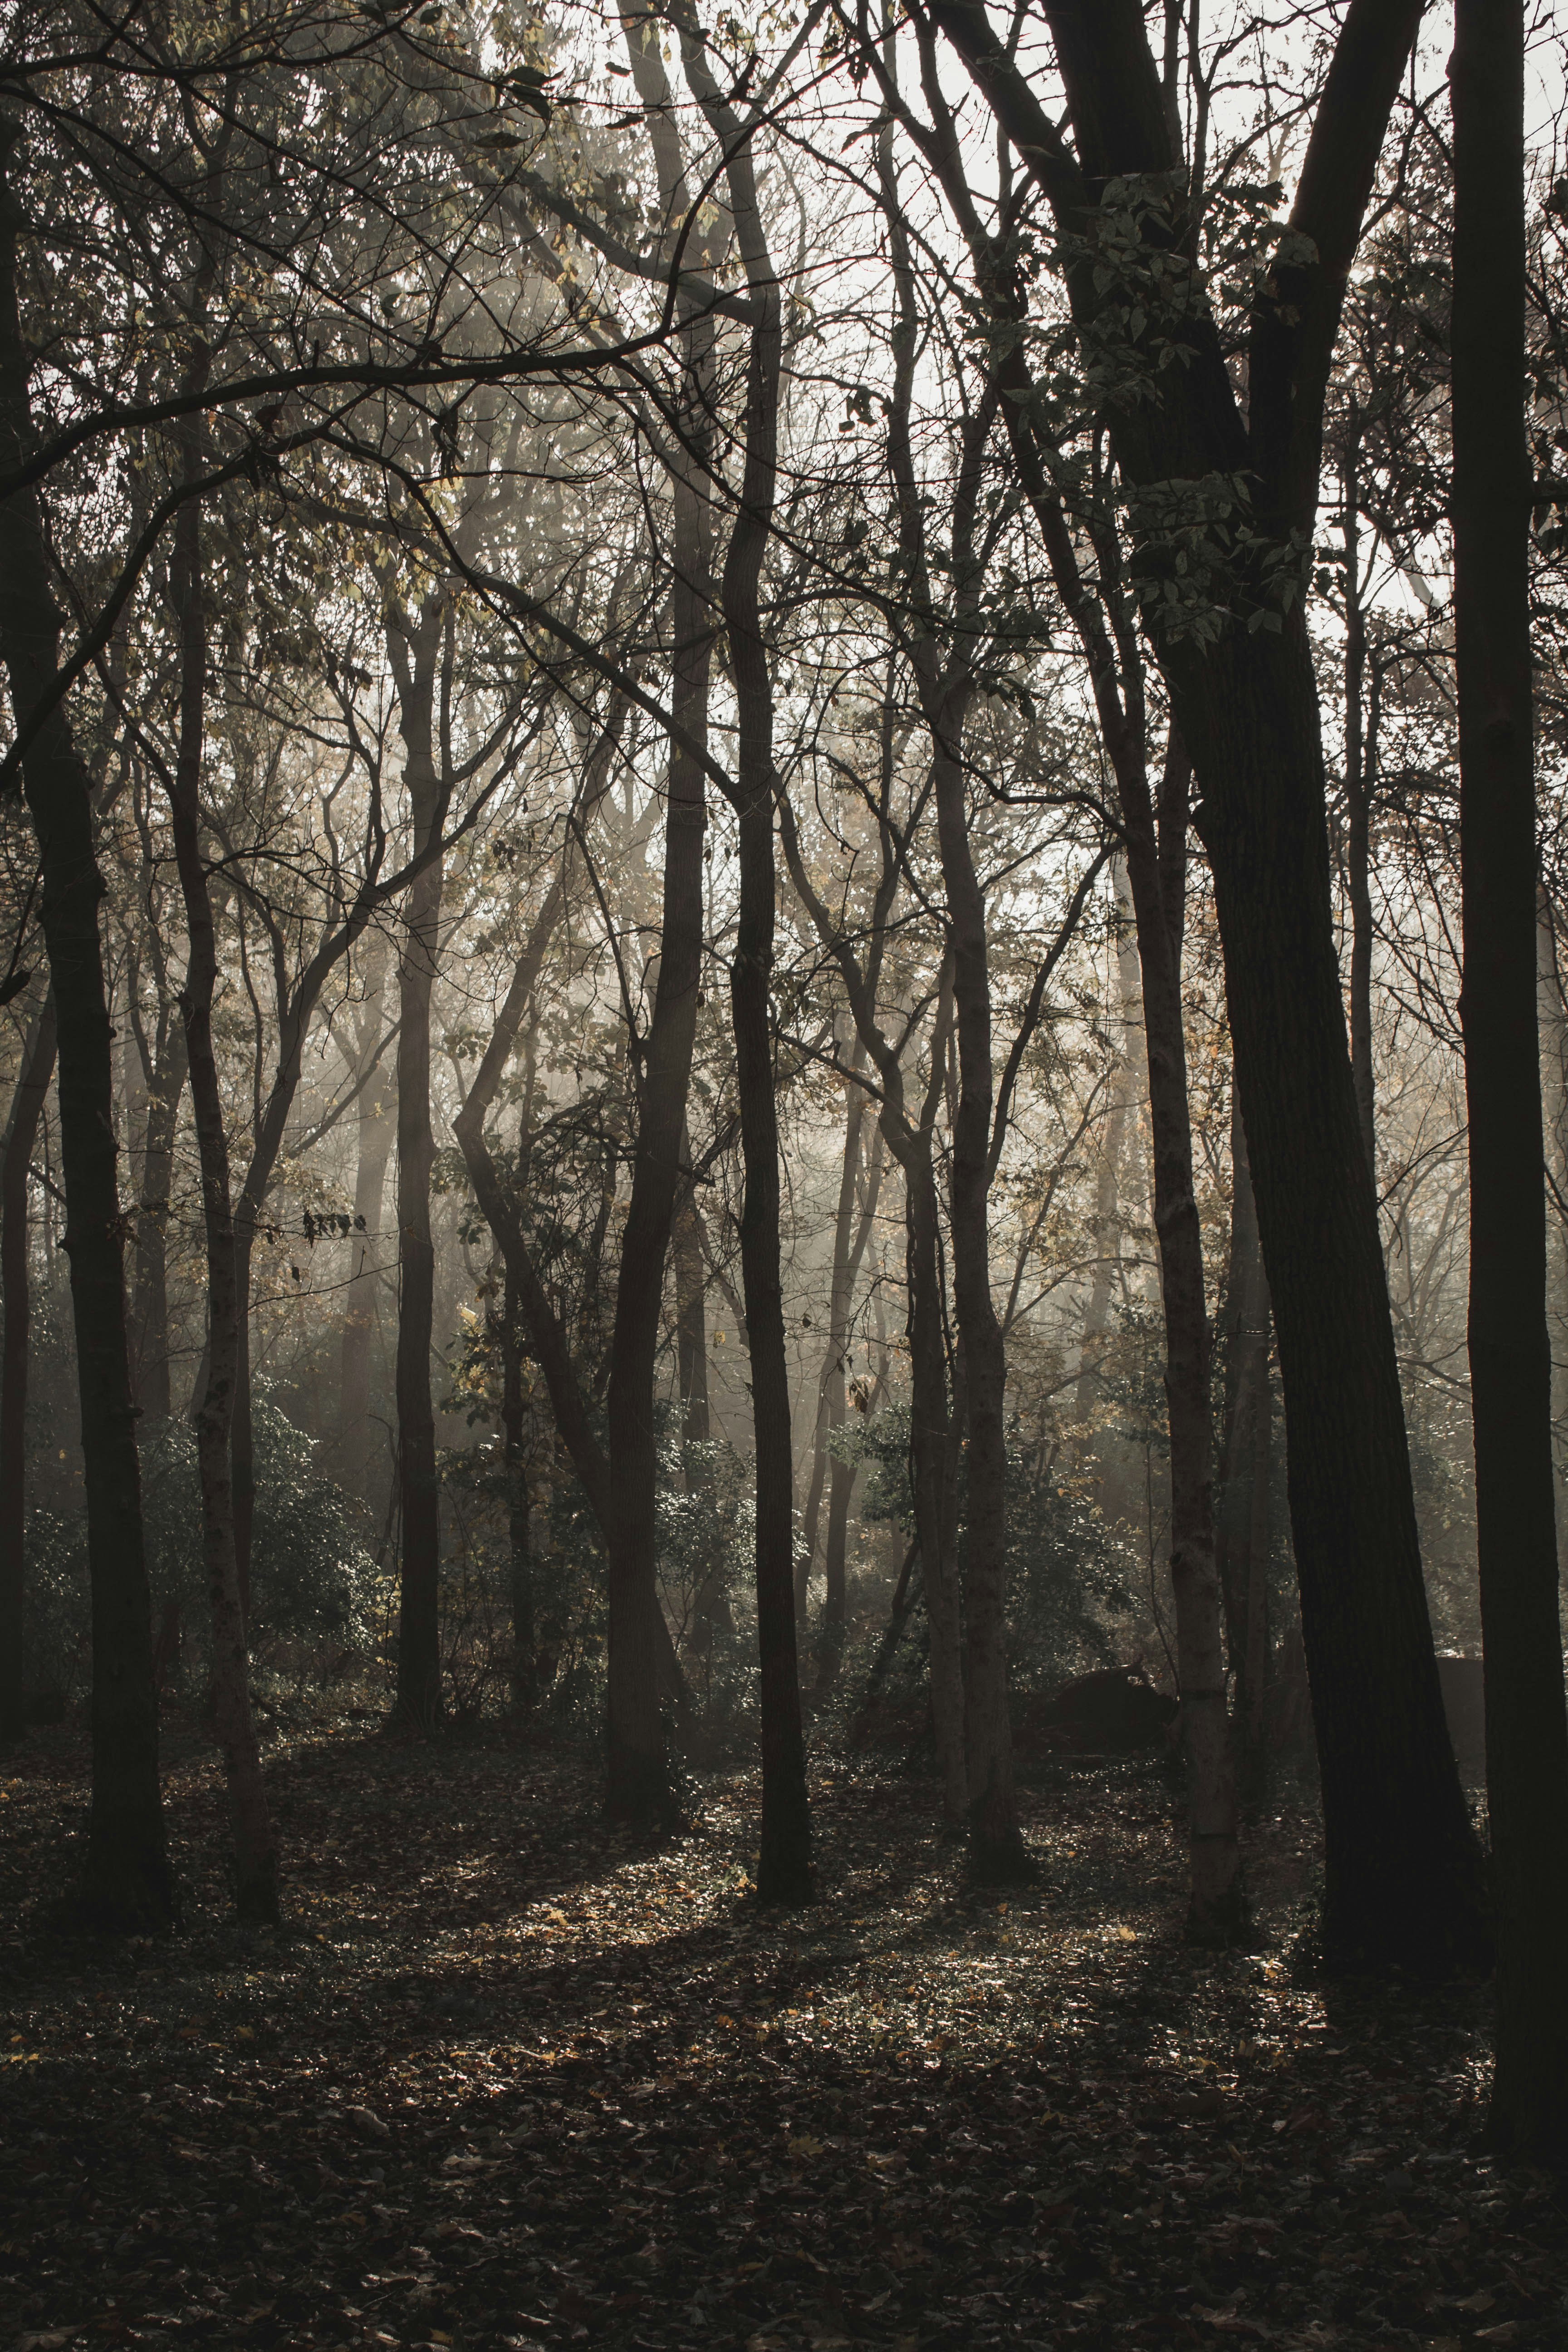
[{"xmin": 1, "ymin": 1715, "xmax": 1563, "ymax": 2351}]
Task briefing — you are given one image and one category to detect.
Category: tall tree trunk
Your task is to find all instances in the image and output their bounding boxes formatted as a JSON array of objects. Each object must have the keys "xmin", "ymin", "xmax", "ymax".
[
  {"xmin": 166, "ymin": 468, "xmax": 278, "ymax": 1921},
  {"xmin": 129, "ymin": 1018, "xmax": 186, "ymax": 1424},
  {"xmin": 1452, "ymin": 0, "xmax": 1568, "ymax": 2157},
  {"xmin": 390, "ymin": 599, "xmax": 446, "ymax": 1732},
  {"xmin": 340, "ymin": 940, "xmax": 393, "ymax": 1502},
  {"xmin": 929, "ymin": 0, "xmax": 1488, "ymax": 1973},
  {"xmin": 1073, "ymin": 865, "xmax": 1140, "ymax": 1445},
  {"xmin": 0, "ymin": 128, "xmax": 173, "ymax": 1926},
  {"xmin": 1120, "ymin": 732, "xmax": 1240, "ymax": 1937},
  {"xmin": 1216, "ymin": 1099, "xmax": 1273, "ymax": 1814},
  {"xmin": 1342, "ymin": 466, "xmax": 1378, "ymax": 1178},
  {"xmin": 694, "ymin": 53, "xmax": 812, "ymax": 1899},
  {"xmin": 819, "ymin": 1118, "xmax": 883, "ymax": 1687},
  {"xmin": 902, "ymin": 1115, "xmax": 968, "ymax": 1829},
  {"xmin": 799, "ymin": 1036, "xmax": 867, "ymax": 1627},
  {"xmin": 0, "ymin": 989, "xmax": 56, "ymax": 1742},
  {"xmin": 499, "ymin": 1266, "xmax": 534, "ymax": 1716}
]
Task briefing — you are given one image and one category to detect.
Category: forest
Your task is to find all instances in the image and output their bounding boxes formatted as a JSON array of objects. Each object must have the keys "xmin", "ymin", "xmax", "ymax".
[{"xmin": 3, "ymin": 0, "xmax": 1568, "ymax": 2345}]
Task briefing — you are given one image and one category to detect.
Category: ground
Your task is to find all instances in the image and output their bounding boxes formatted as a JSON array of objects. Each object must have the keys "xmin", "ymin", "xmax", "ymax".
[{"xmin": 1, "ymin": 1717, "xmax": 1564, "ymax": 2352}]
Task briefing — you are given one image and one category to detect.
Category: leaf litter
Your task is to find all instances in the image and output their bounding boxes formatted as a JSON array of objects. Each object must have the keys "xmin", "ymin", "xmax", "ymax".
[{"xmin": 1, "ymin": 1716, "xmax": 1565, "ymax": 2352}]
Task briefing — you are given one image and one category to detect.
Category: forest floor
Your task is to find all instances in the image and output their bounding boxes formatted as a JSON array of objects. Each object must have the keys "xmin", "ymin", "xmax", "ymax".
[{"xmin": 1, "ymin": 1711, "xmax": 1565, "ymax": 2352}]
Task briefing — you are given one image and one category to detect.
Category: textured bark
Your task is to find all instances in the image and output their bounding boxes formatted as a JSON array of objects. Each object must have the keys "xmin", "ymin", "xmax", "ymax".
[
  {"xmin": 389, "ymin": 600, "xmax": 446, "ymax": 1732},
  {"xmin": 1451, "ymin": 0, "xmax": 1568, "ymax": 2157},
  {"xmin": 0, "ymin": 989, "xmax": 56, "ymax": 1743},
  {"xmin": 0, "ymin": 127, "xmax": 172, "ymax": 1926},
  {"xmin": 1215, "ymin": 1102, "xmax": 1273, "ymax": 1814},
  {"xmin": 166, "ymin": 465, "xmax": 278, "ymax": 1921},
  {"xmin": 932, "ymin": 0, "xmax": 1486, "ymax": 1974},
  {"xmin": 681, "ymin": 19, "xmax": 812, "ymax": 1898}
]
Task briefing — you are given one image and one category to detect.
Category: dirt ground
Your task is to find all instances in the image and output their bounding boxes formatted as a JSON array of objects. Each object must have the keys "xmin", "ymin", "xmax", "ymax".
[{"xmin": 1, "ymin": 1715, "xmax": 1564, "ymax": 2352}]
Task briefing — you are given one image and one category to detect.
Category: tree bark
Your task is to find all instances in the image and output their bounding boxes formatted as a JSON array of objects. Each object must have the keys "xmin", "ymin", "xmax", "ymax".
[
  {"xmin": 0, "ymin": 127, "xmax": 173, "ymax": 1927},
  {"xmin": 1341, "ymin": 463, "xmax": 1378, "ymax": 1179},
  {"xmin": 0, "ymin": 988, "xmax": 56, "ymax": 1742},
  {"xmin": 389, "ymin": 598, "xmax": 446, "ymax": 1732},
  {"xmin": 932, "ymin": 0, "xmax": 1487, "ymax": 1975},
  {"xmin": 682, "ymin": 22, "xmax": 812, "ymax": 1898},
  {"xmin": 340, "ymin": 938, "xmax": 393, "ymax": 1503},
  {"xmin": 129, "ymin": 1014, "xmax": 186, "ymax": 1425},
  {"xmin": 499, "ymin": 1265, "xmax": 535, "ymax": 1715},
  {"xmin": 166, "ymin": 462, "xmax": 279, "ymax": 1920},
  {"xmin": 1451, "ymin": 0, "xmax": 1568, "ymax": 2157},
  {"xmin": 1216, "ymin": 1098, "xmax": 1273, "ymax": 1814},
  {"xmin": 1073, "ymin": 865, "xmax": 1140, "ymax": 1446}
]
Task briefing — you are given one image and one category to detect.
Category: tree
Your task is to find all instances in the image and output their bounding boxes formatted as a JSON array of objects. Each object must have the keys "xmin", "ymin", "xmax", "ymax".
[
  {"xmin": 1450, "ymin": 0, "xmax": 1568, "ymax": 2158},
  {"xmin": 926, "ymin": 0, "xmax": 1487, "ymax": 1971}
]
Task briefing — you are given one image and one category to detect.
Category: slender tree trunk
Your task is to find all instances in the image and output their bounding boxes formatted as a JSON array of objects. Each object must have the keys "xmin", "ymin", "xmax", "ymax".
[
  {"xmin": 390, "ymin": 602, "xmax": 446, "ymax": 1732},
  {"xmin": 166, "ymin": 470, "xmax": 278, "ymax": 1920},
  {"xmin": 1452, "ymin": 0, "xmax": 1568, "ymax": 2157},
  {"xmin": 1119, "ymin": 734, "xmax": 1240, "ymax": 1936},
  {"xmin": 903, "ymin": 1132, "xmax": 969, "ymax": 1828},
  {"xmin": 0, "ymin": 990, "xmax": 56, "ymax": 1742},
  {"xmin": 1537, "ymin": 897, "xmax": 1568, "ymax": 1532},
  {"xmin": 341, "ymin": 944, "xmax": 393, "ymax": 1502},
  {"xmin": 706, "ymin": 132, "xmax": 812, "ymax": 1901},
  {"xmin": 1215, "ymin": 1099, "xmax": 1273, "ymax": 1814},
  {"xmin": 499, "ymin": 1267, "xmax": 534, "ymax": 1716},
  {"xmin": 130, "ymin": 1019, "xmax": 186, "ymax": 1425},
  {"xmin": 799, "ymin": 1041, "xmax": 867, "ymax": 1628},
  {"xmin": 0, "ymin": 130, "xmax": 172, "ymax": 1926},
  {"xmin": 1073, "ymin": 866, "xmax": 1140, "ymax": 1443}
]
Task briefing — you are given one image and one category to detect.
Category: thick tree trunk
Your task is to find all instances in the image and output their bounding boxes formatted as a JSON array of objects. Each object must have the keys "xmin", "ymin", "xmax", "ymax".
[
  {"xmin": 1452, "ymin": 0, "xmax": 1568, "ymax": 2157},
  {"xmin": 1216, "ymin": 1100, "xmax": 1273, "ymax": 1814},
  {"xmin": 0, "ymin": 131, "xmax": 173, "ymax": 1926},
  {"xmin": 0, "ymin": 989, "xmax": 56, "ymax": 1742},
  {"xmin": 390, "ymin": 602, "xmax": 446, "ymax": 1732},
  {"xmin": 928, "ymin": 0, "xmax": 1487, "ymax": 1972},
  {"xmin": 166, "ymin": 473, "xmax": 278, "ymax": 1921},
  {"xmin": 129, "ymin": 1019, "xmax": 186, "ymax": 1424}
]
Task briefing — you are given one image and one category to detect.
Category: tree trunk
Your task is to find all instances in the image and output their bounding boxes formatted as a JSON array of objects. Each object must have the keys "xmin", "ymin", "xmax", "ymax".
[
  {"xmin": 390, "ymin": 600, "xmax": 446, "ymax": 1732},
  {"xmin": 0, "ymin": 128, "xmax": 173, "ymax": 1926},
  {"xmin": 929, "ymin": 0, "xmax": 1487, "ymax": 1972},
  {"xmin": 1215, "ymin": 1098, "xmax": 1273, "ymax": 1813},
  {"xmin": 1452, "ymin": 0, "xmax": 1568, "ymax": 2157},
  {"xmin": 341, "ymin": 940, "xmax": 393, "ymax": 1503},
  {"xmin": 499, "ymin": 1266, "xmax": 534, "ymax": 1716},
  {"xmin": 0, "ymin": 989, "xmax": 56, "ymax": 1743},
  {"xmin": 129, "ymin": 1018, "xmax": 186, "ymax": 1425},
  {"xmin": 1073, "ymin": 864, "xmax": 1141, "ymax": 1445},
  {"xmin": 1119, "ymin": 733, "xmax": 1240, "ymax": 1937},
  {"xmin": 702, "ymin": 92, "xmax": 813, "ymax": 1900},
  {"xmin": 166, "ymin": 468, "xmax": 278, "ymax": 1921},
  {"xmin": 799, "ymin": 1039, "xmax": 867, "ymax": 1630},
  {"xmin": 1342, "ymin": 470, "xmax": 1378, "ymax": 1178},
  {"xmin": 903, "ymin": 1128, "xmax": 969, "ymax": 1829}
]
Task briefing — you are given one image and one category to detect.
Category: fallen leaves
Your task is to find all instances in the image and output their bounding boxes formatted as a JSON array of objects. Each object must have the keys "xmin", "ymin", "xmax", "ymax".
[{"xmin": 0, "ymin": 1726, "xmax": 1562, "ymax": 2352}]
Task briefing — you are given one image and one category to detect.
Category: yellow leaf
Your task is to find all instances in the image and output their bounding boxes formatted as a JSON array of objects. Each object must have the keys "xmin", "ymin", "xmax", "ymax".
[{"xmin": 1117, "ymin": 1925, "xmax": 1137, "ymax": 1941}]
